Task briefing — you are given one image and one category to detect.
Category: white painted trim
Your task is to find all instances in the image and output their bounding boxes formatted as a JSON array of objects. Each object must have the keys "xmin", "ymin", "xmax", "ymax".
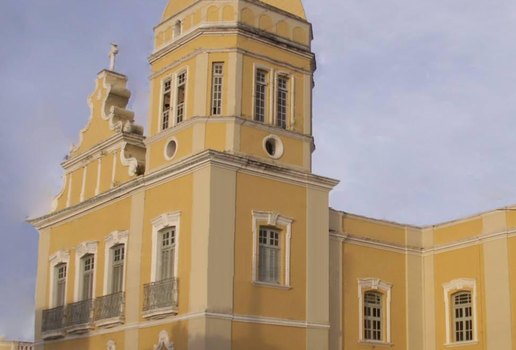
[
  {"xmin": 79, "ymin": 166, "xmax": 87, "ymax": 202},
  {"xmin": 73, "ymin": 241, "xmax": 99, "ymax": 302},
  {"xmin": 102, "ymin": 231, "xmax": 129, "ymax": 295},
  {"xmin": 357, "ymin": 278, "xmax": 392, "ymax": 344},
  {"xmin": 151, "ymin": 212, "xmax": 181, "ymax": 282},
  {"xmin": 443, "ymin": 278, "xmax": 477, "ymax": 345},
  {"xmin": 262, "ymin": 134, "xmax": 284, "ymax": 159},
  {"xmin": 251, "ymin": 210, "xmax": 293, "ymax": 287},
  {"xmin": 173, "ymin": 67, "xmax": 189, "ymax": 127},
  {"xmin": 119, "ymin": 142, "xmax": 139, "ymax": 176},
  {"xmin": 106, "ymin": 340, "xmax": 116, "ymax": 350},
  {"xmin": 154, "ymin": 330, "xmax": 174, "ymax": 350},
  {"xmin": 48, "ymin": 250, "xmax": 70, "ymax": 308},
  {"xmin": 251, "ymin": 63, "xmax": 271, "ymax": 123},
  {"xmin": 290, "ymin": 74, "xmax": 295, "ymax": 130},
  {"xmin": 95, "ymin": 158, "xmax": 102, "ymax": 196},
  {"xmin": 66, "ymin": 173, "xmax": 73, "ymax": 207},
  {"xmin": 163, "ymin": 137, "xmax": 179, "ymax": 161}
]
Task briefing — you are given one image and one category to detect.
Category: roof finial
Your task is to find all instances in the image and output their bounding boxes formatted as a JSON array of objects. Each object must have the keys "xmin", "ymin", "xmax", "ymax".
[{"xmin": 109, "ymin": 43, "xmax": 119, "ymax": 71}]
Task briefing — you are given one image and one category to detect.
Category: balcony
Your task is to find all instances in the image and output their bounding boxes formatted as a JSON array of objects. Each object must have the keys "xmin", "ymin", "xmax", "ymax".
[
  {"xmin": 65, "ymin": 299, "xmax": 94, "ymax": 334},
  {"xmin": 143, "ymin": 277, "xmax": 178, "ymax": 319},
  {"xmin": 94, "ymin": 292, "xmax": 125, "ymax": 328},
  {"xmin": 41, "ymin": 306, "xmax": 65, "ymax": 340}
]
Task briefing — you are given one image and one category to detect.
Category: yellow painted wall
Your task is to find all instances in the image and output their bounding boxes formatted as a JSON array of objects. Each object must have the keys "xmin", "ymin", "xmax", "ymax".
[
  {"xmin": 141, "ymin": 174, "xmax": 193, "ymax": 316},
  {"xmin": 232, "ymin": 322, "xmax": 306, "ymax": 350},
  {"xmin": 433, "ymin": 246, "xmax": 484, "ymax": 349},
  {"xmin": 433, "ymin": 218, "xmax": 483, "ymax": 245},
  {"xmin": 342, "ymin": 214, "xmax": 407, "ymax": 246},
  {"xmin": 341, "ymin": 243, "xmax": 407, "ymax": 350},
  {"xmin": 43, "ymin": 331, "xmax": 124, "ymax": 350}
]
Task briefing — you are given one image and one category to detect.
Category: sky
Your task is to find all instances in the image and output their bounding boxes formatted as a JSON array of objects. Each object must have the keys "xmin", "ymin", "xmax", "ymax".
[{"xmin": 2, "ymin": 0, "xmax": 516, "ymax": 341}]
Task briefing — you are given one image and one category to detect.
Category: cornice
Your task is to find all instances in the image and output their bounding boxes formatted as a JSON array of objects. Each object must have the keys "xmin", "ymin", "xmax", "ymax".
[
  {"xmin": 62, "ymin": 132, "xmax": 145, "ymax": 171},
  {"xmin": 28, "ymin": 150, "xmax": 338, "ymax": 230},
  {"xmin": 145, "ymin": 115, "xmax": 313, "ymax": 144},
  {"xmin": 149, "ymin": 26, "xmax": 313, "ymax": 66}
]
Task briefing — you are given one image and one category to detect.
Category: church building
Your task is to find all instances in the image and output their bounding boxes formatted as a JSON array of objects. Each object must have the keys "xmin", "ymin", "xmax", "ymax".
[{"xmin": 29, "ymin": 1, "xmax": 516, "ymax": 349}]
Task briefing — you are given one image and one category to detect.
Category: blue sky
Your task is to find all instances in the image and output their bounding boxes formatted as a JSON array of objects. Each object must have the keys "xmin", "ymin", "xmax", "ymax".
[{"xmin": 2, "ymin": 0, "xmax": 516, "ymax": 341}]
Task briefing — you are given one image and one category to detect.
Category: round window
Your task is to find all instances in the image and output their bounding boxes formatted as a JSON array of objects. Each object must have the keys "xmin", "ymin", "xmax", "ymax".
[
  {"xmin": 263, "ymin": 135, "xmax": 284, "ymax": 159},
  {"xmin": 165, "ymin": 139, "xmax": 177, "ymax": 159}
]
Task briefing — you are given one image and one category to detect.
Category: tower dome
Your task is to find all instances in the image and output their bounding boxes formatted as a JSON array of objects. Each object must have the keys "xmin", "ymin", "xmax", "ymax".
[{"xmin": 162, "ymin": 0, "xmax": 307, "ymax": 21}]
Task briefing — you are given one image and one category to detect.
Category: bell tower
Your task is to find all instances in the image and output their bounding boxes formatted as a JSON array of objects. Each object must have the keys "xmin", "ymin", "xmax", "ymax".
[{"xmin": 145, "ymin": 0, "xmax": 316, "ymax": 174}]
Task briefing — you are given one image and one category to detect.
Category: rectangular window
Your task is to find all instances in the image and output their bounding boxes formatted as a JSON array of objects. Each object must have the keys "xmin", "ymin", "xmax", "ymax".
[
  {"xmin": 161, "ymin": 79, "xmax": 172, "ymax": 130},
  {"xmin": 364, "ymin": 291, "xmax": 382, "ymax": 341},
  {"xmin": 258, "ymin": 228, "xmax": 280, "ymax": 283},
  {"xmin": 276, "ymin": 75, "xmax": 288, "ymax": 129},
  {"xmin": 176, "ymin": 71, "xmax": 187, "ymax": 124},
  {"xmin": 211, "ymin": 63, "xmax": 224, "ymax": 116},
  {"xmin": 453, "ymin": 292, "xmax": 473, "ymax": 342},
  {"xmin": 55, "ymin": 263, "xmax": 67, "ymax": 307},
  {"xmin": 160, "ymin": 227, "xmax": 176, "ymax": 280},
  {"xmin": 81, "ymin": 255, "xmax": 94, "ymax": 300},
  {"xmin": 255, "ymin": 69, "xmax": 267, "ymax": 122},
  {"xmin": 111, "ymin": 245, "xmax": 125, "ymax": 293}
]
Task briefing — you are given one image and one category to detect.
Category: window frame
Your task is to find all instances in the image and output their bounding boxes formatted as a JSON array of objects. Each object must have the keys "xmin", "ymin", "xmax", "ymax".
[
  {"xmin": 74, "ymin": 241, "xmax": 98, "ymax": 302},
  {"xmin": 175, "ymin": 70, "xmax": 187, "ymax": 125},
  {"xmin": 253, "ymin": 67, "xmax": 269, "ymax": 123},
  {"xmin": 251, "ymin": 211, "xmax": 293, "ymax": 288},
  {"xmin": 160, "ymin": 78, "xmax": 172, "ymax": 131},
  {"xmin": 275, "ymin": 74, "xmax": 289, "ymax": 129},
  {"xmin": 48, "ymin": 250, "xmax": 70, "ymax": 308},
  {"xmin": 80, "ymin": 254, "xmax": 95, "ymax": 301},
  {"xmin": 151, "ymin": 212, "xmax": 181, "ymax": 283},
  {"xmin": 158, "ymin": 226, "xmax": 176, "ymax": 281},
  {"xmin": 103, "ymin": 230, "xmax": 129, "ymax": 295},
  {"xmin": 210, "ymin": 62, "xmax": 224, "ymax": 116},
  {"xmin": 357, "ymin": 278, "xmax": 392, "ymax": 344},
  {"xmin": 443, "ymin": 278, "xmax": 478, "ymax": 346}
]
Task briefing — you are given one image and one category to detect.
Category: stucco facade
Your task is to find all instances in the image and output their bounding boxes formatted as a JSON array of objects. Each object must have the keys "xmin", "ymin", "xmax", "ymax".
[{"xmin": 30, "ymin": 1, "xmax": 514, "ymax": 349}]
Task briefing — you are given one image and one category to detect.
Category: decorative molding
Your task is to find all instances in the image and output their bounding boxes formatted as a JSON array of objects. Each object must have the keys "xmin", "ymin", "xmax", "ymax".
[
  {"xmin": 29, "ymin": 150, "xmax": 339, "ymax": 230},
  {"xmin": 357, "ymin": 278, "xmax": 392, "ymax": 344},
  {"xmin": 251, "ymin": 210, "xmax": 293, "ymax": 286},
  {"xmin": 151, "ymin": 212, "xmax": 181, "ymax": 282},
  {"xmin": 154, "ymin": 330, "xmax": 174, "ymax": 350},
  {"xmin": 106, "ymin": 340, "xmax": 116, "ymax": 350},
  {"xmin": 443, "ymin": 278, "xmax": 478, "ymax": 345}
]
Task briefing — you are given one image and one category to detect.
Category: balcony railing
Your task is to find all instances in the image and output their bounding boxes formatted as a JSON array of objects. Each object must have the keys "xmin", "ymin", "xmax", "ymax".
[
  {"xmin": 65, "ymin": 299, "xmax": 93, "ymax": 332},
  {"xmin": 42, "ymin": 306, "xmax": 65, "ymax": 334},
  {"xmin": 94, "ymin": 292, "xmax": 124, "ymax": 324},
  {"xmin": 143, "ymin": 277, "xmax": 178, "ymax": 317}
]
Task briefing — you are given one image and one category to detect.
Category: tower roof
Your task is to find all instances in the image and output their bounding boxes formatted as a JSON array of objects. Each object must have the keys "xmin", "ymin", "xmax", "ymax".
[{"xmin": 162, "ymin": 0, "xmax": 307, "ymax": 20}]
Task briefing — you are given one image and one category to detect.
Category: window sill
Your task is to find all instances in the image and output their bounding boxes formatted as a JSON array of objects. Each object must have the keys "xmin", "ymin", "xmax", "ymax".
[
  {"xmin": 252, "ymin": 281, "xmax": 292, "ymax": 290},
  {"xmin": 142, "ymin": 306, "xmax": 178, "ymax": 320},
  {"xmin": 358, "ymin": 340, "xmax": 393, "ymax": 347},
  {"xmin": 444, "ymin": 340, "xmax": 478, "ymax": 347}
]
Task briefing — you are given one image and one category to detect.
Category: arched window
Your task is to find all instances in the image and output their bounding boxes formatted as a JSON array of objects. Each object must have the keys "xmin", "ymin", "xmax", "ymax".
[
  {"xmin": 358, "ymin": 278, "xmax": 392, "ymax": 344},
  {"xmin": 443, "ymin": 278, "xmax": 477, "ymax": 345}
]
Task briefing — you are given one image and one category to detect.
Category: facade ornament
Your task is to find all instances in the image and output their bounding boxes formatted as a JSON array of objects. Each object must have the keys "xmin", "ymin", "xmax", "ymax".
[
  {"xmin": 154, "ymin": 330, "xmax": 174, "ymax": 350},
  {"xmin": 109, "ymin": 43, "xmax": 119, "ymax": 71},
  {"xmin": 107, "ymin": 340, "xmax": 116, "ymax": 350}
]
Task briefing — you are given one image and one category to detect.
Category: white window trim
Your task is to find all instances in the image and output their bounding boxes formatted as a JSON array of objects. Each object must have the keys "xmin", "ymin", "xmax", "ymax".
[
  {"xmin": 48, "ymin": 250, "xmax": 70, "ymax": 308},
  {"xmin": 74, "ymin": 241, "xmax": 98, "ymax": 302},
  {"xmin": 174, "ymin": 68, "xmax": 189, "ymax": 126},
  {"xmin": 357, "ymin": 278, "xmax": 392, "ymax": 344},
  {"xmin": 158, "ymin": 76, "xmax": 173, "ymax": 133},
  {"xmin": 252, "ymin": 64, "xmax": 273, "ymax": 124},
  {"xmin": 274, "ymin": 71, "xmax": 292, "ymax": 129},
  {"xmin": 251, "ymin": 210, "xmax": 293, "ymax": 287},
  {"xmin": 151, "ymin": 212, "xmax": 181, "ymax": 282},
  {"xmin": 102, "ymin": 230, "xmax": 129, "ymax": 295},
  {"xmin": 443, "ymin": 278, "xmax": 478, "ymax": 346}
]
